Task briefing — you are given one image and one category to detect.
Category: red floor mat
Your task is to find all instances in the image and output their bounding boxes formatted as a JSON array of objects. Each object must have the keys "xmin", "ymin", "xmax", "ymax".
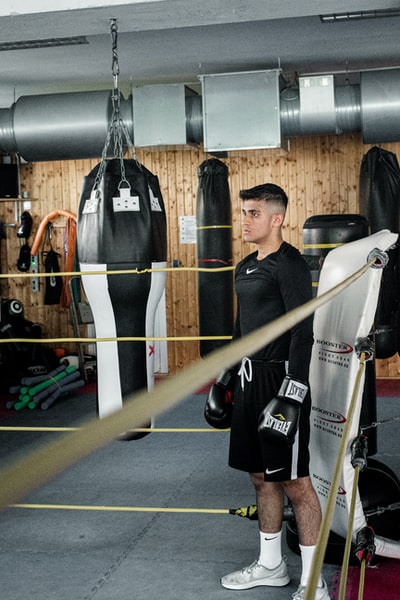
[
  {"xmin": 0, "ymin": 393, "xmax": 13, "ymax": 420},
  {"xmin": 376, "ymin": 379, "xmax": 400, "ymax": 397},
  {"xmin": 331, "ymin": 559, "xmax": 400, "ymax": 599}
]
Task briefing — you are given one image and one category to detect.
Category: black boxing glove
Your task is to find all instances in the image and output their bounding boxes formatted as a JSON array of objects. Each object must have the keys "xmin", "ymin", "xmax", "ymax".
[
  {"xmin": 258, "ymin": 376, "xmax": 308, "ymax": 445},
  {"xmin": 204, "ymin": 368, "xmax": 236, "ymax": 429}
]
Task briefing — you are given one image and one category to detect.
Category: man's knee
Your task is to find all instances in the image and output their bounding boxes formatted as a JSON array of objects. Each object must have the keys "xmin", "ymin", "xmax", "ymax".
[
  {"xmin": 250, "ymin": 472, "xmax": 283, "ymax": 498},
  {"xmin": 249, "ymin": 472, "xmax": 265, "ymax": 488},
  {"xmin": 282, "ymin": 476, "xmax": 316, "ymax": 504}
]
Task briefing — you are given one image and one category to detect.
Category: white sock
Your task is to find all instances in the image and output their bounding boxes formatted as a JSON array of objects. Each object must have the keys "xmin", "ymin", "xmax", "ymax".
[
  {"xmin": 258, "ymin": 530, "xmax": 282, "ymax": 569},
  {"xmin": 299, "ymin": 544, "xmax": 323, "ymax": 587}
]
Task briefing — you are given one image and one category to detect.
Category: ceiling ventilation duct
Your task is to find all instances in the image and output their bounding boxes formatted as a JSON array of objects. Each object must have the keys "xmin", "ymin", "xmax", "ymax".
[
  {"xmin": 0, "ymin": 68, "xmax": 399, "ymax": 161},
  {"xmin": 199, "ymin": 70, "xmax": 286, "ymax": 152},
  {"xmin": 0, "ymin": 90, "xmax": 132, "ymax": 162},
  {"xmin": 280, "ymin": 77, "xmax": 361, "ymax": 138},
  {"xmin": 298, "ymin": 75, "xmax": 337, "ymax": 135},
  {"xmin": 132, "ymin": 84, "xmax": 200, "ymax": 148},
  {"xmin": 360, "ymin": 69, "xmax": 400, "ymax": 143}
]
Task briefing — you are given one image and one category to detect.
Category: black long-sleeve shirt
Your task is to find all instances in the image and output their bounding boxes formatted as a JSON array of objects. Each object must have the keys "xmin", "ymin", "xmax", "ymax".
[{"xmin": 233, "ymin": 241, "xmax": 314, "ymax": 381}]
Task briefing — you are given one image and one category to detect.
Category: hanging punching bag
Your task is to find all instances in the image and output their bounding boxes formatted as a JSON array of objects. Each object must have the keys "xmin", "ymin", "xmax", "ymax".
[
  {"xmin": 359, "ymin": 146, "xmax": 400, "ymax": 233},
  {"xmin": 77, "ymin": 158, "xmax": 167, "ymax": 431},
  {"xmin": 302, "ymin": 214, "xmax": 376, "ymax": 454},
  {"xmin": 359, "ymin": 146, "xmax": 400, "ymax": 358},
  {"xmin": 373, "ymin": 244, "xmax": 400, "ymax": 358},
  {"xmin": 196, "ymin": 159, "xmax": 234, "ymax": 357}
]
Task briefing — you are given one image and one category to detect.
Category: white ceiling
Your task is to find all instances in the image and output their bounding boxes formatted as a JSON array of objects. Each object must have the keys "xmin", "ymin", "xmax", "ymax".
[{"xmin": 0, "ymin": 1, "xmax": 400, "ymax": 107}]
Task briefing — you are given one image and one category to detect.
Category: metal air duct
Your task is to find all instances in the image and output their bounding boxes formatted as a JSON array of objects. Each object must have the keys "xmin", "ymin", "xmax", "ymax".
[
  {"xmin": 0, "ymin": 68, "xmax": 399, "ymax": 161},
  {"xmin": 0, "ymin": 90, "xmax": 133, "ymax": 162},
  {"xmin": 361, "ymin": 69, "xmax": 400, "ymax": 143},
  {"xmin": 280, "ymin": 79, "xmax": 361, "ymax": 138}
]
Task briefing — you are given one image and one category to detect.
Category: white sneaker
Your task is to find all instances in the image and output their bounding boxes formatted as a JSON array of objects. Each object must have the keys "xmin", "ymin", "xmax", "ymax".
[
  {"xmin": 292, "ymin": 578, "xmax": 331, "ymax": 600},
  {"xmin": 221, "ymin": 559, "xmax": 290, "ymax": 590}
]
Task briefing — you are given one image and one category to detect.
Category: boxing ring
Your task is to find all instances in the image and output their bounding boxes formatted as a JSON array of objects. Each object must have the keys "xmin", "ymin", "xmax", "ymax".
[{"xmin": 0, "ymin": 228, "xmax": 399, "ymax": 599}]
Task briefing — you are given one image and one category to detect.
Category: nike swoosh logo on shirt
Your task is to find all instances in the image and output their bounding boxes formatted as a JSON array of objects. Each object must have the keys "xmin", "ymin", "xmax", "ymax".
[
  {"xmin": 246, "ymin": 267, "xmax": 258, "ymax": 274},
  {"xmin": 265, "ymin": 467, "xmax": 285, "ymax": 475}
]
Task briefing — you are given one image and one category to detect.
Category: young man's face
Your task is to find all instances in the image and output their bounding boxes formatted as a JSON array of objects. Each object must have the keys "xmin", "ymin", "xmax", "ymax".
[{"xmin": 241, "ymin": 199, "xmax": 282, "ymax": 245}]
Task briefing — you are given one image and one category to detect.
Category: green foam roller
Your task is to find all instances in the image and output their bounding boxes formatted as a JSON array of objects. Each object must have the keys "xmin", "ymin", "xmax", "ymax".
[
  {"xmin": 27, "ymin": 365, "xmax": 77, "ymax": 397},
  {"xmin": 14, "ymin": 395, "xmax": 31, "ymax": 411}
]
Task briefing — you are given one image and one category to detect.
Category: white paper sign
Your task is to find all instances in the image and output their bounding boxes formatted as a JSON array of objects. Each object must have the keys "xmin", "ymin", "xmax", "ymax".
[{"xmin": 179, "ymin": 216, "xmax": 197, "ymax": 244}]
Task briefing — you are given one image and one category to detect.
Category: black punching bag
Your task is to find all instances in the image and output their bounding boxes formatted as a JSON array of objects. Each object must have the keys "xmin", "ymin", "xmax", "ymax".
[
  {"xmin": 359, "ymin": 146, "xmax": 400, "ymax": 233},
  {"xmin": 303, "ymin": 214, "xmax": 369, "ymax": 297},
  {"xmin": 77, "ymin": 158, "xmax": 167, "ymax": 423},
  {"xmin": 196, "ymin": 159, "xmax": 234, "ymax": 357},
  {"xmin": 373, "ymin": 244, "xmax": 400, "ymax": 359},
  {"xmin": 359, "ymin": 146, "xmax": 400, "ymax": 358}
]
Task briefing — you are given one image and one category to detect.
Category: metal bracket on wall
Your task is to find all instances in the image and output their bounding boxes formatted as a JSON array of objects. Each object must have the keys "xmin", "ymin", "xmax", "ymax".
[{"xmin": 30, "ymin": 254, "xmax": 39, "ymax": 292}]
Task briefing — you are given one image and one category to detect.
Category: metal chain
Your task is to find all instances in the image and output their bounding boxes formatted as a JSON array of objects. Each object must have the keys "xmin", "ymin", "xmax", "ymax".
[
  {"xmin": 361, "ymin": 415, "xmax": 400, "ymax": 432},
  {"xmin": 110, "ymin": 20, "xmax": 127, "ymax": 182},
  {"xmin": 92, "ymin": 18, "xmax": 139, "ymax": 193},
  {"xmin": 365, "ymin": 501, "xmax": 400, "ymax": 518},
  {"xmin": 111, "ymin": 19, "xmax": 119, "ymax": 91}
]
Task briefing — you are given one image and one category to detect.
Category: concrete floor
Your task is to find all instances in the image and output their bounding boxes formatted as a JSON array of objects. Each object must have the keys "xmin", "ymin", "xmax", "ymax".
[{"xmin": 0, "ymin": 384, "xmax": 398, "ymax": 600}]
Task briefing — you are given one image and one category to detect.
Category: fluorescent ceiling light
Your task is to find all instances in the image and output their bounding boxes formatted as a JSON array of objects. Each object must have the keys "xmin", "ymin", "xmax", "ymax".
[
  {"xmin": 320, "ymin": 9, "xmax": 400, "ymax": 22},
  {"xmin": 0, "ymin": 36, "xmax": 88, "ymax": 51}
]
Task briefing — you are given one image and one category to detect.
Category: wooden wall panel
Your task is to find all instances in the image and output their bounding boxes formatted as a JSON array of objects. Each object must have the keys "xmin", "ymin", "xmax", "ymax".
[{"xmin": 0, "ymin": 134, "xmax": 397, "ymax": 378}]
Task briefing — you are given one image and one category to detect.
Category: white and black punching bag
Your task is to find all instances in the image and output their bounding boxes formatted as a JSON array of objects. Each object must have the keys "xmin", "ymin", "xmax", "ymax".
[
  {"xmin": 77, "ymin": 158, "xmax": 167, "ymax": 427},
  {"xmin": 359, "ymin": 146, "xmax": 400, "ymax": 359},
  {"xmin": 302, "ymin": 214, "xmax": 377, "ymax": 454},
  {"xmin": 196, "ymin": 159, "xmax": 234, "ymax": 357}
]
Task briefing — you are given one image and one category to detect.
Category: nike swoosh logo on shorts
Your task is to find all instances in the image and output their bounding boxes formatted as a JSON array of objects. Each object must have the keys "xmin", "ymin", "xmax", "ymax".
[
  {"xmin": 246, "ymin": 267, "xmax": 258, "ymax": 274},
  {"xmin": 265, "ymin": 467, "xmax": 285, "ymax": 475}
]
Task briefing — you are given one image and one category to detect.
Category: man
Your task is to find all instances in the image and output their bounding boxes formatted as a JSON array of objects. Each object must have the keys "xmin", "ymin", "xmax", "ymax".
[{"xmin": 221, "ymin": 184, "xmax": 330, "ymax": 599}]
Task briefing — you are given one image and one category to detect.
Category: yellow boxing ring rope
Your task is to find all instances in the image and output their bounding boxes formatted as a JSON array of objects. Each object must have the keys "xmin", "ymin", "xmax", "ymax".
[
  {"xmin": 0, "ymin": 265, "xmax": 235, "ymax": 278},
  {"xmin": 0, "ymin": 336, "xmax": 232, "ymax": 344},
  {"xmin": 0, "ymin": 266, "xmax": 233, "ymax": 344},
  {"xmin": 0, "ymin": 426, "xmax": 227, "ymax": 432},
  {"xmin": 0, "ymin": 258, "xmax": 374, "ymax": 506},
  {"xmin": 0, "ymin": 256, "xmax": 379, "ymax": 600}
]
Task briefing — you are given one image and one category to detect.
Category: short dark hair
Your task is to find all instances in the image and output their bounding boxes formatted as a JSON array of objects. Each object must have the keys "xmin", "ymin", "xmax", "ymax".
[{"xmin": 239, "ymin": 183, "xmax": 288, "ymax": 211}]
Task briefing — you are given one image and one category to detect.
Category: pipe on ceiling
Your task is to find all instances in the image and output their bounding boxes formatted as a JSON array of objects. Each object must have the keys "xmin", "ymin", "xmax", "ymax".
[
  {"xmin": 280, "ymin": 82, "xmax": 362, "ymax": 138},
  {"xmin": 0, "ymin": 90, "xmax": 132, "ymax": 162},
  {"xmin": 280, "ymin": 69, "xmax": 400, "ymax": 143},
  {"xmin": 0, "ymin": 69, "xmax": 399, "ymax": 162}
]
